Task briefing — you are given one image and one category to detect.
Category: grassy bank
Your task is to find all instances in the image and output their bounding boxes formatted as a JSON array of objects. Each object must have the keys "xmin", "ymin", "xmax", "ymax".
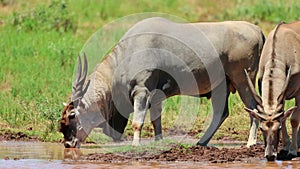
[{"xmin": 0, "ymin": 0, "xmax": 299, "ymax": 143}]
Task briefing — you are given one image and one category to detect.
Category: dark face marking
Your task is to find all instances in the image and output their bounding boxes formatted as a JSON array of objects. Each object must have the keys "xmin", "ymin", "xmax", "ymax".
[{"xmin": 59, "ymin": 102, "xmax": 80, "ymax": 148}]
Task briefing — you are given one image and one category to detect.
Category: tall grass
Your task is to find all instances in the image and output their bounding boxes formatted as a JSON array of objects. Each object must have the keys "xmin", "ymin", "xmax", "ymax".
[
  {"xmin": 0, "ymin": 27, "xmax": 79, "ymax": 134},
  {"xmin": 0, "ymin": 1, "xmax": 81, "ymax": 140},
  {"xmin": 220, "ymin": 0, "xmax": 300, "ymax": 24}
]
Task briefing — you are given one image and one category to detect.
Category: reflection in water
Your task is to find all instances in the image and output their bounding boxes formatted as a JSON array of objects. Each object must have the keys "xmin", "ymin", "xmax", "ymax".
[
  {"xmin": 64, "ymin": 148, "xmax": 83, "ymax": 161},
  {"xmin": 0, "ymin": 141, "xmax": 299, "ymax": 169},
  {"xmin": 274, "ymin": 160, "xmax": 297, "ymax": 169},
  {"xmin": 0, "ymin": 141, "xmax": 64, "ymax": 160}
]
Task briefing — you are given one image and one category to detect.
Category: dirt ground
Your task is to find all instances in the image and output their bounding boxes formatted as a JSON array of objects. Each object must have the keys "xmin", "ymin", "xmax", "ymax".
[
  {"xmin": 82, "ymin": 129, "xmax": 299, "ymax": 162},
  {"xmin": 85, "ymin": 143, "xmax": 300, "ymax": 163},
  {"xmin": 84, "ymin": 144, "xmax": 266, "ymax": 163},
  {"xmin": 0, "ymin": 130, "xmax": 41, "ymax": 142}
]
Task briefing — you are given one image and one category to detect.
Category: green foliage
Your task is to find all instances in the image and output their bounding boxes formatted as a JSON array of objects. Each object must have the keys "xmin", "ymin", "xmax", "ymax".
[
  {"xmin": 178, "ymin": 142, "xmax": 192, "ymax": 149},
  {"xmin": 10, "ymin": 0, "xmax": 77, "ymax": 32}
]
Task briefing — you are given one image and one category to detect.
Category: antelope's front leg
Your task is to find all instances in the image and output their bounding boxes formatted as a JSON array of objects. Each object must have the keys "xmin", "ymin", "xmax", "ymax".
[
  {"xmin": 132, "ymin": 89, "xmax": 150, "ymax": 146},
  {"xmin": 281, "ymin": 120, "xmax": 291, "ymax": 152},
  {"xmin": 298, "ymin": 126, "xmax": 300, "ymax": 148},
  {"xmin": 288, "ymin": 105, "xmax": 300, "ymax": 158}
]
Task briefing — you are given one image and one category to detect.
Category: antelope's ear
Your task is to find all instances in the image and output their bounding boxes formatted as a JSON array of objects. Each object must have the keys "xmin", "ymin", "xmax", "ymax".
[
  {"xmin": 244, "ymin": 107, "xmax": 266, "ymax": 121},
  {"xmin": 282, "ymin": 106, "xmax": 297, "ymax": 121}
]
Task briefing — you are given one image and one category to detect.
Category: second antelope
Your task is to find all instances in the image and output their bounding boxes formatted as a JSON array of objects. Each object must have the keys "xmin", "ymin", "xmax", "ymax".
[{"xmin": 245, "ymin": 21, "xmax": 300, "ymax": 161}]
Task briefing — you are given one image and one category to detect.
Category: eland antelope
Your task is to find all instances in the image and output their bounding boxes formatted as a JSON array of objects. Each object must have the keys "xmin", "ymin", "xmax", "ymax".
[
  {"xmin": 59, "ymin": 17, "xmax": 265, "ymax": 148},
  {"xmin": 245, "ymin": 21, "xmax": 300, "ymax": 161}
]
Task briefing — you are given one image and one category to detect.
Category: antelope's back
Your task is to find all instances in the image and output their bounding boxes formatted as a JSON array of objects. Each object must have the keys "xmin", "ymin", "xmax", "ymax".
[{"xmin": 113, "ymin": 18, "xmax": 264, "ymax": 97}]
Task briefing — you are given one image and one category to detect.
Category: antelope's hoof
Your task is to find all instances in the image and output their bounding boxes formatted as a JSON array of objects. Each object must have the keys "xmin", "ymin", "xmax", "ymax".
[
  {"xmin": 132, "ymin": 140, "xmax": 140, "ymax": 146},
  {"xmin": 276, "ymin": 150, "xmax": 288, "ymax": 160},
  {"xmin": 196, "ymin": 141, "xmax": 207, "ymax": 146},
  {"xmin": 277, "ymin": 150, "xmax": 298, "ymax": 160},
  {"xmin": 154, "ymin": 135, "xmax": 163, "ymax": 141}
]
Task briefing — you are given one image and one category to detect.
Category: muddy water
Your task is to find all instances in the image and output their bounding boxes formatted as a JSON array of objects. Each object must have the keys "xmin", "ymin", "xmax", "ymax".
[{"xmin": 0, "ymin": 141, "xmax": 299, "ymax": 169}]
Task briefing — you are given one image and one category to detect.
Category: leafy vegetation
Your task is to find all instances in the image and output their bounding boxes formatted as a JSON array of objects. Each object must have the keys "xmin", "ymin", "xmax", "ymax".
[
  {"xmin": 0, "ymin": 0, "xmax": 299, "ymax": 143},
  {"xmin": 10, "ymin": 0, "xmax": 77, "ymax": 32}
]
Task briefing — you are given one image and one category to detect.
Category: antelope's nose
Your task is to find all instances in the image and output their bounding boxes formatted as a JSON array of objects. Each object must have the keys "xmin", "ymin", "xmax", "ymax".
[
  {"xmin": 266, "ymin": 155, "xmax": 276, "ymax": 161},
  {"xmin": 64, "ymin": 141, "xmax": 73, "ymax": 148}
]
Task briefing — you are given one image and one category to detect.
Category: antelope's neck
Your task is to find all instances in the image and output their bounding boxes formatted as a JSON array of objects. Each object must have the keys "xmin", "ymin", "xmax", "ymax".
[
  {"xmin": 261, "ymin": 59, "xmax": 286, "ymax": 112},
  {"xmin": 81, "ymin": 44, "xmax": 122, "ymax": 113}
]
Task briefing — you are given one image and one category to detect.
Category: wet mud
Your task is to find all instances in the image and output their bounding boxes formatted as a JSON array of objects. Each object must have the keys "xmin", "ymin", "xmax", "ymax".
[
  {"xmin": 85, "ymin": 144, "xmax": 266, "ymax": 163},
  {"xmin": 1, "ymin": 130, "xmax": 299, "ymax": 163}
]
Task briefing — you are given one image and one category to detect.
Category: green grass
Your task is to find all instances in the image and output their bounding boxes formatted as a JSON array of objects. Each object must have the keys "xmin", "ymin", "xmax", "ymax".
[
  {"xmin": 0, "ymin": 0, "xmax": 81, "ymax": 140},
  {"xmin": 0, "ymin": 0, "xmax": 299, "ymax": 143},
  {"xmin": 221, "ymin": 0, "xmax": 300, "ymax": 23},
  {"xmin": 0, "ymin": 28, "xmax": 78, "ymax": 140},
  {"xmin": 102, "ymin": 139, "xmax": 179, "ymax": 154}
]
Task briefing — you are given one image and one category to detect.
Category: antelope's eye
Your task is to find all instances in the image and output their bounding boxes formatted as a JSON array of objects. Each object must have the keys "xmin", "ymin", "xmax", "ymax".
[
  {"xmin": 278, "ymin": 125, "xmax": 282, "ymax": 130},
  {"xmin": 69, "ymin": 112, "xmax": 76, "ymax": 119},
  {"xmin": 259, "ymin": 126, "xmax": 263, "ymax": 131}
]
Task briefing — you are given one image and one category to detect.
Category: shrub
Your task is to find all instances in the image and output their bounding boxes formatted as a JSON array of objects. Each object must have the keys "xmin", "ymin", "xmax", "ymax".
[{"xmin": 11, "ymin": 0, "xmax": 77, "ymax": 33}]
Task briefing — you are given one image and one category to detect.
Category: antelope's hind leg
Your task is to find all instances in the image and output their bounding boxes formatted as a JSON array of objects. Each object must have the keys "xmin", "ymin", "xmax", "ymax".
[{"xmin": 197, "ymin": 80, "xmax": 229, "ymax": 146}]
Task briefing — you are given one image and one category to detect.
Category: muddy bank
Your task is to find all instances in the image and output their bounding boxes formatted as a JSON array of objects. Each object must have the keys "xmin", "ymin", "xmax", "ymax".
[
  {"xmin": 1, "ymin": 129, "xmax": 298, "ymax": 162},
  {"xmin": 0, "ymin": 130, "xmax": 41, "ymax": 142},
  {"xmin": 84, "ymin": 144, "xmax": 265, "ymax": 163}
]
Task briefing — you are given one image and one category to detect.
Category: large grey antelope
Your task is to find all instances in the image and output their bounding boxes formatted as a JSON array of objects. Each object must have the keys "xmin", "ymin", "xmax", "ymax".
[
  {"xmin": 59, "ymin": 17, "xmax": 265, "ymax": 148},
  {"xmin": 245, "ymin": 21, "xmax": 300, "ymax": 161}
]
